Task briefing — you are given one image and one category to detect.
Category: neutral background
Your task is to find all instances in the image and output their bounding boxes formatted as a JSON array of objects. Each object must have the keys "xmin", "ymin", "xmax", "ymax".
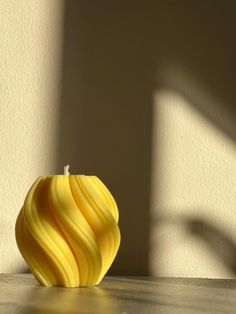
[{"xmin": 1, "ymin": 0, "xmax": 236, "ymax": 278}]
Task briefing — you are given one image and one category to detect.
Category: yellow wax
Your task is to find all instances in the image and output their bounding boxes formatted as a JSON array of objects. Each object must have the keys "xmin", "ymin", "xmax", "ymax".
[{"xmin": 15, "ymin": 175, "xmax": 120, "ymax": 287}]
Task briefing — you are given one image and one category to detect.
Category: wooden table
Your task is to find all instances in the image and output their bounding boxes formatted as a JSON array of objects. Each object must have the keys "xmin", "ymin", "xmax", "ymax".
[{"xmin": 1, "ymin": 274, "xmax": 236, "ymax": 313}]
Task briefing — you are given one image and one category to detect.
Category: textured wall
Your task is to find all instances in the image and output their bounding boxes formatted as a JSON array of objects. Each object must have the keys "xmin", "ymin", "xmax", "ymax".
[
  {"xmin": 2, "ymin": 1, "xmax": 236, "ymax": 278},
  {"xmin": 0, "ymin": 0, "xmax": 64, "ymax": 272},
  {"xmin": 57, "ymin": 2, "xmax": 236, "ymax": 278},
  {"xmin": 151, "ymin": 89, "xmax": 236, "ymax": 278}
]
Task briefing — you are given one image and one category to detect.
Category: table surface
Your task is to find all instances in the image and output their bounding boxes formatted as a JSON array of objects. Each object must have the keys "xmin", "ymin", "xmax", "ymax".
[{"xmin": 1, "ymin": 274, "xmax": 236, "ymax": 314}]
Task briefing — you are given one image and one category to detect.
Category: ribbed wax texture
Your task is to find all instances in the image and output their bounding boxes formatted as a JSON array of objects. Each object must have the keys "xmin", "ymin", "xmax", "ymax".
[{"xmin": 15, "ymin": 175, "xmax": 121, "ymax": 287}]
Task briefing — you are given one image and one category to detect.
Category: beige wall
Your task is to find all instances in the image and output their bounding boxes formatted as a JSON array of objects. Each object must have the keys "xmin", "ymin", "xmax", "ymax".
[
  {"xmin": 0, "ymin": 0, "xmax": 64, "ymax": 272},
  {"xmin": 58, "ymin": 2, "xmax": 236, "ymax": 278},
  {"xmin": 2, "ymin": 1, "xmax": 236, "ymax": 278},
  {"xmin": 151, "ymin": 88, "xmax": 236, "ymax": 278}
]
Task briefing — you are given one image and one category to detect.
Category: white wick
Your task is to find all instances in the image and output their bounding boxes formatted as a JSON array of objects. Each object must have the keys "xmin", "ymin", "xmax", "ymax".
[{"xmin": 64, "ymin": 164, "xmax": 70, "ymax": 175}]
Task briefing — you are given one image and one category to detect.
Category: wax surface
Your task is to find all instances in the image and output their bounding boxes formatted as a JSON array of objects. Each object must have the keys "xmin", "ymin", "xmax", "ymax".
[{"xmin": 15, "ymin": 175, "xmax": 120, "ymax": 287}]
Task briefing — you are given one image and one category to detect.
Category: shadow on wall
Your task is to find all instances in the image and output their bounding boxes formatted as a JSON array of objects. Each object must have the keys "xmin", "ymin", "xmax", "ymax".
[
  {"xmin": 56, "ymin": 1, "xmax": 236, "ymax": 275},
  {"xmin": 151, "ymin": 214, "xmax": 236, "ymax": 276},
  {"xmin": 14, "ymin": 265, "xmax": 29, "ymax": 274},
  {"xmin": 186, "ymin": 218, "xmax": 236, "ymax": 275}
]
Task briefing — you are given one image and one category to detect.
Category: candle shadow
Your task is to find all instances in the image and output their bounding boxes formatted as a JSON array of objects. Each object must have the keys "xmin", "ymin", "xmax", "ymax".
[
  {"xmin": 56, "ymin": 1, "xmax": 236, "ymax": 276},
  {"xmin": 56, "ymin": 2, "xmax": 153, "ymax": 275}
]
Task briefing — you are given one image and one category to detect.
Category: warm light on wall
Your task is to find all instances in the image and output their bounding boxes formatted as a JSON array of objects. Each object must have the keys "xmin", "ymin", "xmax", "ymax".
[
  {"xmin": 150, "ymin": 89, "xmax": 236, "ymax": 278},
  {"xmin": 0, "ymin": 0, "xmax": 64, "ymax": 272}
]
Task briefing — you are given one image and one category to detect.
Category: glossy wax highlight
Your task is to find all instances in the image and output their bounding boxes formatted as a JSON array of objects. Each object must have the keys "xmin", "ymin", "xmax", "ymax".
[{"xmin": 15, "ymin": 175, "xmax": 120, "ymax": 287}]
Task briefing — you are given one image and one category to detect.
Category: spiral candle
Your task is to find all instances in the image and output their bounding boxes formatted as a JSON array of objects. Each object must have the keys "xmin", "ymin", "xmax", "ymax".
[{"xmin": 15, "ymin": 172, "xmax": 120, "ymax": 287}]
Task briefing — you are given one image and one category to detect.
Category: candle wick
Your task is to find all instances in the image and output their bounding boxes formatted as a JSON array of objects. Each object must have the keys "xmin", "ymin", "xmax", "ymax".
[{"xmin": 64, "ymin": 164, "xmax": 70, "ymax": 175}]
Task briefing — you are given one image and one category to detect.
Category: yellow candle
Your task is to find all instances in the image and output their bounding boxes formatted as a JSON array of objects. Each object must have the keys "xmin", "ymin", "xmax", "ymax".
[{"xmin": 15, "ymin": 166, "xmax": 120, "ymax": 287}]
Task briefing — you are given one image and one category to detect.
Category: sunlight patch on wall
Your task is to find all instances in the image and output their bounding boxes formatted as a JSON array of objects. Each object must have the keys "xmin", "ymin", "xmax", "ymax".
[
  {"xmin": 150, "ymin": 89, "xmax": 236, "ymax": 278},
  {"xmin": 0, "ymin": 0, "xmax": 64, "ymax": 272}
]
